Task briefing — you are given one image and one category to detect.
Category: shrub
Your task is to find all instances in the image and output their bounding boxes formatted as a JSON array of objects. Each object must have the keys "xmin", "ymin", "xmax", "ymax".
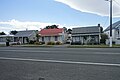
[
  {"xmin": 71, "ymin": 42, "xmax": 81, "ymax": 45},
  {"xmin": 40, "ymin": 41, "xmax": 45, "ymax": 44},
  {"xmin": 34, "ymin": 42, "xmax": 40, "ymax": 45},
  {"xmin": 56, "ymin": 41, "xmax": 62, "ymax": 45},
  {"xmin": 29, "ymin": 40, "xmax": 35, "ymax": 44},
  {"xmin": 47, "ymin": 41, "xmax": 55, "ymax": 45}
]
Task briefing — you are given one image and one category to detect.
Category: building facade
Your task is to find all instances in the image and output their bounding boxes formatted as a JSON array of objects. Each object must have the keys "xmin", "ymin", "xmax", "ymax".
[
  {"xmin": 72, "ymin": 24, "xmax": 102, "ymax": 45},
  {"xmin": 14, "ymin": 30, "xmax": 37, "ymax": 44},
  {"xmin": 39, "ymin": 28, "xmax": 66, "ymax": 44},
  {"xmin": 0, "ymin": 35, "xmax": 14, "ymax": 44},
  {"xmin": 104, "ymin": 20, "xmax": 120, "ymax": 44}
]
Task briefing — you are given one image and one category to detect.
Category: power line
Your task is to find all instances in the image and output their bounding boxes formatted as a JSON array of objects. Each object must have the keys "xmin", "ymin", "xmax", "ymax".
[
  {"xmin": 103, "ymin": 17, "xmax": 109, "ymax": 28},
  {"xmin": 113, "ymin": 0, "xmax": 120, "ymax": 8}
]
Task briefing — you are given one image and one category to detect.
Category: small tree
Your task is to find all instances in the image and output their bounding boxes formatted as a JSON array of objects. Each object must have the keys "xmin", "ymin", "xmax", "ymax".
[
  {"xmin": 10, "ymin": 30, "xmax": 18, "ymax": 35},
  {"xmin": 100, "ymin": 33, "xmax": 108, "ymax": 44},
  {"xmin": 36, "ymin": 33, "xmax": 40, "ymax": 42},
  {"xmin": 26, "ymin": 37, "xmax": 29, "ymax": 43},
  {"xmin": 0, "ymin": 32, "xmax": 6, "ymax": 35},
  {"xmin": 67, "ymin": 29, "xmax": 72, "ymax": 34},
  {"xmin": 45, "ymin": 25, "xmax": 59, "ymax": 29}
]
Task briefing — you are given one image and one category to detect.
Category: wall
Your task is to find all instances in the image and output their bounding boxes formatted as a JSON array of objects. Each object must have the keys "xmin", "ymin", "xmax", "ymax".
[{"xmin": 104, "ymin": 28, "xmax": 120, "ymax": 44}]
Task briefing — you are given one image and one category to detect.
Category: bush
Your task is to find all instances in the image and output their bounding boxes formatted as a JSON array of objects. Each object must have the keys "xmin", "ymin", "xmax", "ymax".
[
  {"xmin": 56, "ymin": 41, "xmax": 62, "ymax": 45},
  {"xmin": 34, "ymin": 42, "xmax": 40, "ymax": 45},
  {"xmin": 29, "ymin": 40, "xmax": 35, "ymax": 44},
  {"xmin": 112, "ymin": 41, "xmax": 115, "ymax": 44},
  {"xmin": 71, "ymin": 42, "xmax": 81, "ymax": 45},
  {"xmin": 47, "ymin": 41, "xmax": 55, "ymax": 45},
  {"xmin": 40, "ymin": 41, "xmax": 45, "ymax": 44}
]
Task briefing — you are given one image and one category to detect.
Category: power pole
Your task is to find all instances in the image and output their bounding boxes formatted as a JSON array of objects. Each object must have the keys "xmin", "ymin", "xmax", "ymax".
[
  {"xmin": 105, "ymin": 0, "xmax": 113, "ymax": 47},
  {"xmin": 109, "ymin": 0, "xmax": 112, "ymax": 47}
]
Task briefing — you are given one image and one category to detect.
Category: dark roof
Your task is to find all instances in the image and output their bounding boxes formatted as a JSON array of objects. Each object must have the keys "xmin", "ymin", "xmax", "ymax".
[
  {"xmin": 72, "ymin": 26, "xmax": 100, "ymax": 34},
  {"xmin": 104, "ymin": 20, "xmax": 120, "ymax": 31},
  {"xmin": 14, "ymin": 30, "xmax": 37, "ymax": 37}
]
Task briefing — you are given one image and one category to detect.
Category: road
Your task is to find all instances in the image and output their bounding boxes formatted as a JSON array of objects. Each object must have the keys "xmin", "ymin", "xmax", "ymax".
[{"xmin": 0, "ymin": 47, "xmax": 120, "ymax": 80}]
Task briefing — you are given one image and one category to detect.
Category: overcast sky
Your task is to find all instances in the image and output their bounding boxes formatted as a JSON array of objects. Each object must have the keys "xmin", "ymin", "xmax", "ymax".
[{"xmin": 0, "ymin": 0, "xmax": 120, "ymax": 34}]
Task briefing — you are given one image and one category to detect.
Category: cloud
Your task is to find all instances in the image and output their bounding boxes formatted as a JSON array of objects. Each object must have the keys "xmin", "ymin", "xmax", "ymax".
[
  {"xmin": 0, "ymin": 19, "xmax": 61, "ymax": 34},
  {"xmin": 55, "ymin": 0, "xmax": 120, "ymax": 17}
]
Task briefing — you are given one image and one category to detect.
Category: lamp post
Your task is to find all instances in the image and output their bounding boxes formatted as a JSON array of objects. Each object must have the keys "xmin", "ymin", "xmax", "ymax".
[{"xmin": 106, "ymin": 0, "xmax": 113, "ymax": 47}]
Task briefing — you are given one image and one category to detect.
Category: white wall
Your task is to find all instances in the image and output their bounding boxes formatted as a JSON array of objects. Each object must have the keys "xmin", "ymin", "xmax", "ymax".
[
  {"xmin": 29, "ymin": 31, "xmax": 36, "ymax": 41},
  {"xmin": 39, "ymin": 36, "xmax": 63, "ymax": 44},
  {"xmin": 104, "ymin": 27, "xmax": 120, "ymax": 44}
]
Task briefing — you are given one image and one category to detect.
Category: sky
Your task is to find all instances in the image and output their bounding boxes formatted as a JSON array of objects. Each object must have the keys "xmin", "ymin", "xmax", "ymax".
[{"xmin": 0, "ymin": 0, "xmax": 120, "ymax": 34}]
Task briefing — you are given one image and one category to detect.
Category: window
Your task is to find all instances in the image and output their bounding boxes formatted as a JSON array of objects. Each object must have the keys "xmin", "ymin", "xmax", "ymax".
[
  {"xmin": 42, "ymin": 37, "xmax": 44, "ymax": 41},
  {"xmin": 55, "ymin": 36, "xmax": 58, "ymax": 41},
  {"xmin": 48, "ymin": 36, "xmax": 51, "ymax": 41}
]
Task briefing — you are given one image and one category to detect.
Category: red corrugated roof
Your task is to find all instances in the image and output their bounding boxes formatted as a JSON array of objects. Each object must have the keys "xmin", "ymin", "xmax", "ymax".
[{"xmin": 39, "ymin": 28, "xmax": 64, "ymax": 36}]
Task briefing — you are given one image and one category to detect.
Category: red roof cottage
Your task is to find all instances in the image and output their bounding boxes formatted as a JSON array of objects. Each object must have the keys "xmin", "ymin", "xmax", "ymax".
[{"xmin": 39, "ymin": 28, "xmax": 66, "ymax": 43}]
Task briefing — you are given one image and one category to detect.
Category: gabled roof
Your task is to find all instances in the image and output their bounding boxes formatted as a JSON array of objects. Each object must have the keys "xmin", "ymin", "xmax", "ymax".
[
  {"xmin": 0, "ymin": 34, "xmax": 14, "ymax": 37},
  {"xmin": 39, "ymin": 28, "xmax": 63, "ymax": 36},
  {"xmin": 72, "ymin": 26, "xmax": 100, "ymax": 34},
  {"xmin": 104, "ymin": 20, "xmax": 120, "ymax": 31},
  {"xmin": 14, "ymin": 30, "xmax": 37, "ymax": 37}
]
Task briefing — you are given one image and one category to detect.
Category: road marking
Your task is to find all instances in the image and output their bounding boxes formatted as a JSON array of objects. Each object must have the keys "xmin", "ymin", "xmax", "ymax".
[
  {"xmin": 0, "ymin": 50, "xmax": 120, "ymax": 55},
  {"xmin": 0, "ymin": 57, "xmax": 120, "ymax": 67},
  {"xmin": 0, "ymin": 50, "xmax": 50, "ymax": 53}
]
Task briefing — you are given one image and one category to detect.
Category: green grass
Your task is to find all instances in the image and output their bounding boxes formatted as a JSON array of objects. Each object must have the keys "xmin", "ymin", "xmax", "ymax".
[
  {"xmin": 68, "ymin": 44, "xmax": 120, "ymax": 48},
  {"xmin": 10, "ymin": 44, "xmax": 120, "ymax": 48},
  {"xmin": 0, "ymin": 44, "xmax": 6, "ymax": 47},
  {"xmin": 12, "ymin": 44, "xmax": 53, "ymax": 48}
]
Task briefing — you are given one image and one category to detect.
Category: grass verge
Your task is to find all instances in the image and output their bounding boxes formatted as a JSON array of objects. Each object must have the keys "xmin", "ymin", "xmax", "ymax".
[{"xmin": 67, "ymin": 45, "xmax": 120, "ymax": 48}]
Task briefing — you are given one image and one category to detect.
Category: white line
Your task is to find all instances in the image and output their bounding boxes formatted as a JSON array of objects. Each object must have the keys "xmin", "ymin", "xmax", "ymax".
[
  {"xmin": 0, "ymin": 50, "xmax": 50, "ymax": 53},
  {"xmin": 0, "ymin": 57, "xmax": 120, "ymax": 67},
  {"xmin": 1, "ymin": 50, "xmax": 120, "ymax": 55}
]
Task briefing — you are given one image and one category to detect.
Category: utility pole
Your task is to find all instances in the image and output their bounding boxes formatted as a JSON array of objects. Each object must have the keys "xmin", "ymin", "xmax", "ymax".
[
  {"xmin": 106, "ymin": 0, "xmax": 113, "ymax": 47},
  {"xmin": 110, "ymin": 0, "xmax": 112, "ymax": 47}
]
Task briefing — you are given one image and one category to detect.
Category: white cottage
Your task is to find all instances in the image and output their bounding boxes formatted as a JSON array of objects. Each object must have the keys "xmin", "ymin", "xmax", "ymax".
[
  {"xmin": 39, "ymin": 28, "xmax": 66, "ymax": 44},
  {"xmin": 14, "ymin": 30, "xmax": 37, "ymax": 44},
  {"xmin": 104, "ymin": 20, "xmax": 120, "ymax": 44},
  {"xmin": 71, "ymin": 24, "xmax": 102, "ymax": 45},
  {"xmin": 0, "ymin": 34, "xmax": 14, "ymax": 44}
]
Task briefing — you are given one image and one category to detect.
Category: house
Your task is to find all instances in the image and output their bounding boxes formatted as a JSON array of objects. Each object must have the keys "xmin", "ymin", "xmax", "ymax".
[
  {"xmin": 14, "ymin": 30, "xmax": 37, "ymax": 44},
  {"xmin": 39, "ymin": 28, "xmax": 66, "ymax": 44},
  {"xmin": 0, "ymin": 34, "xmax": 14, "ymax": 45},
  {"xmin": 72, "ymin": 24, "xmax": 102, "ymax": 45},
  {"xmin": 104, "ymin": 20, "xmax": 120, "ymax": 44}
]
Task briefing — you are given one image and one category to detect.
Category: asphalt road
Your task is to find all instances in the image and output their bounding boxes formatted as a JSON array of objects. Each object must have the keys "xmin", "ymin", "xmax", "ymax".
[{"xmin": 0, "ymin": 47, "xmax": 120, "ymax": 80}]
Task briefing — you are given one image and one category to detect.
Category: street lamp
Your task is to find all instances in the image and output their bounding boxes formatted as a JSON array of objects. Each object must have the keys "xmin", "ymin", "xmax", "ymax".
[{"xmin": 105, "ymin": 0, "xmax": 113, "ymax": 47}]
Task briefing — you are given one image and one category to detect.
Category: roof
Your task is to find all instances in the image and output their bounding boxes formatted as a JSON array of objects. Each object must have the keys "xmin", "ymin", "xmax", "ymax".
[
  {"xmin": 0, "ymin": 34, "xmax": 14, "ymax": 37},
  {"xmin": 72, "ymin": 26, "xmax": 100, "ymax": 34},
  {"xmin": 14, "ymin": 30, "xmax": 37, "ymax": 37},
  {"xmin": 39, "ymin": 28, "xmax": 64, "ymax": 36},
  {"xmin": 104, "ymin": 20, "xmax": 120, "ymax": 31}
]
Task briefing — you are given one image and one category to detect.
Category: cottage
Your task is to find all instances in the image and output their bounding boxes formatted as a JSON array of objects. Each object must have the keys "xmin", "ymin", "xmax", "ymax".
[
  {"xmin": 104, "ymin": 20, "xmax": 120, "ymax": 44},
  {"xmin": 39, "ymin": 28, "xmax": 66, "ymax": 44},
  {"xmin": 72, "ymin": 24, "xmax": 102, "ymax": 45},
  {"xmin": 0, "ymin": 34, "xmax": 14, "ymax": 44},
  {"xmin": 14, "ymin": 30, "xmax": 37, "ymax": 44}
]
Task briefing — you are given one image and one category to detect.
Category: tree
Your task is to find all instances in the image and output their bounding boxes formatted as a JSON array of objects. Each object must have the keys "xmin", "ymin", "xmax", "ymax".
[
  {"xmin": 36, "ymin": 33, "xmax": 40, "ymax": 42},
  {"xmin": 63, "ymin": 27, "xmax": 67, "ymax": 32},
  {"xmin": 10, "ymin": 30, "xmax": 18, "ymax": 35},
  {"xmin": 67, "ymin": 29, "xmax": 72, "ymax": 34},
  {"xmin": 100, "ymin": 33, "xmax": 108, "ymax": 44},
  {"xmin": 45, "ymin": 25, "xmax": 58, "ymax": 29},
  {"xmin": 100, "ymin": 27, "xmax": 103, "ymax": 33},
  {"xmin": 26, "ymin": 37, "xmax": 29, "ymax": 43},
  {"xmin": 0, "ymin": 32, "xmax": 6, "ymax": 35}
]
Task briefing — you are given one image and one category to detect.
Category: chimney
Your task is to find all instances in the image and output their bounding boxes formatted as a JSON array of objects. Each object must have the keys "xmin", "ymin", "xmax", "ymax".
[
  {"xmin": 98, "ymin": 24, "xmax": 100, "ymax": 27},
  {"xmin": 26, "ymin": 28, "xmax": 28, "ymax": 31}
]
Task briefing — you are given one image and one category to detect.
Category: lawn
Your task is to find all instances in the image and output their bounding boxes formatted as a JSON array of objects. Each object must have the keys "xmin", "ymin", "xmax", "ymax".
[{"xmin": 68, "ymin": 44, "xmax": 120, "ymax": 48}]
